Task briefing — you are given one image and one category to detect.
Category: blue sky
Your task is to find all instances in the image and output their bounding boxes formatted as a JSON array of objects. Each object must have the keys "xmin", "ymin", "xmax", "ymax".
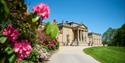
[{"xmin": 25, "ymin": 0, "xmax": 125, "ymax": 34}]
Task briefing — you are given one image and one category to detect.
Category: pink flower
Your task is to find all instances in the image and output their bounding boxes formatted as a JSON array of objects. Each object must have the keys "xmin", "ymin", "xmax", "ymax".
[
  {"xmin": 50, "ymin": 40, "xmax": 56, "ymax": 45},
  {"xmin": 13, "ymin": 40, "xmax": 32, "ymax": 61},
  {"xmin": 2, "ymin": 24, "xmax": 32, "ymax": 61},
  {"xmin": 3, "ymin": 24, "xmax": 14, "ymax": 36},
  {"xmin": 2, "ymin": 24, "xmax": 20, "ymax": 42},
  {"xmin": 47, "ymin": 40, "xmax": 57, "ymax": 48},
  {"xmin": 33, "ymin": 3, "xmax": 50, "ymax": 19}
]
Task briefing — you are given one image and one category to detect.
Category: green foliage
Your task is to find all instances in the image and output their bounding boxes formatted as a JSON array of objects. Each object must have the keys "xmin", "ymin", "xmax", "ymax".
[
  {"xmin": 55, "ymin": 41, "xmax": 59, "ymax": 49},
  {"xmin": 0, "ymin": 0, "xmax": 59, "ymax": 63},
  {"xmin": 8, "ymin": 54, "xmax": 16, "ymax": 63},
  {"xmin": 20, "ymin": 60, "xmax": 28, "ymax": 63},
  {"xmin": 4, "ymin": 47, "xmax": 13, "ymax": 55},
  {"xmin": 0, "ymin": 0, "xmax": 42, "ymax": 63},
  {"xmin": 113, "ymin": 24, "xmax": 125, "ymax": 46},
  {"xmin": 20, "ymin": 60, "xmax": 33, "ymax": 63},
  {"xmin": 0, "ymin": 1, "xmax": 25, "ymax": 62},
  {"xmin": 32, "ymin": 16, "xmax": 39, "ymax": 23},
  {"xmin": 49, "ymin": 41, "xmax": 60, "ymax": 51},
  {"xmin": 45, "ymin": 21, "xmax": 51, "ymax": 34},
  {"xmin": 0, "ymin": 46, "xmax": 16, "ymax": 63},
  {"xmin": 102, "ymin": 27, "xmax": 117, "ymax": 45},
  {"xmin": 0, "ymin": 36, "xmax": 7, "ymax": 44},
  {"xmin": 26, "ymin": 48, "xmax": 38, "ymax": 62},
  {"xmin": 42, "ymin": 45, "xmax": 50, "ymax": 52},
  {"xmin": 0, "ymin": 36, "xmax": 16, "ymax": 63},
  {"xmin": 84, "ymin": 46, "xmax": 125, "ymax": 63},
  {"xmin": 103, "ymin": 24, "xmax": 125, "ymax": 46},
  {"xmin": 41, "ymin": 39, "xmax": 59, "ymax": 52},
  {"xmin": 0, "ymin": 0, "xmax": 39, "ymax": 42},
  {"xmin": 45, "ymin": 21, "xmax": 59, "ymax": 39},
  {"xmin": 0, "ymin": 0, "xmax": 9, "ymax": 22}
]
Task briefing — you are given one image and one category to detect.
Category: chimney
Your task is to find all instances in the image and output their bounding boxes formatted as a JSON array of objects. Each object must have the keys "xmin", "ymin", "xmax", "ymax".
[{"xmin": 66, "ymin": 21, "xmax": 68, "ymax": 23}]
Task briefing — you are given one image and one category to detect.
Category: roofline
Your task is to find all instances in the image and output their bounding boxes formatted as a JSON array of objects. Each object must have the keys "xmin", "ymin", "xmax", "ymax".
[
  {"xmin": 88, "ymin": 32, "xmax": 101, "ymax": 35},
  {"xmin": 58, "ymin": 21, "xmax": 88, "ymax": 29}
]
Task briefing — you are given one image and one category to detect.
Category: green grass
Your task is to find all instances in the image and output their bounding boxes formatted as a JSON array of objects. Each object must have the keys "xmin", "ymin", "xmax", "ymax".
[{"xmin": 83, "ymin": 46, "xmax": 125, "ymax": 63}]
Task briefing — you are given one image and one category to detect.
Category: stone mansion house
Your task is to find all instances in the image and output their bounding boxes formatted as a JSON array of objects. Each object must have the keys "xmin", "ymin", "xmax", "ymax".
[{"xmin": 57, "ymin": 21, "xmax": 102, "ymax": 46}]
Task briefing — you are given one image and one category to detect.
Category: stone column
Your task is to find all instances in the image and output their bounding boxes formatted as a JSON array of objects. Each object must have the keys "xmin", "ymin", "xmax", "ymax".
[
  {"xmin": 86, "ymin": 32, "xmax": 89, "ymax": 44},
  {"xmin": 79, "ymin": 30, "xmax": 81, "ymax": 44},
  {"xmin": 82, "ymin": 30, "xmax": 83, "ymax": 43},
  {"xmin": 85, "ymin": 32, "xmax": 87, "ymax": 43},
  {"xmin": 80, "ymin": 30, "xmax": 82, "ymax": 44},
  {"xmin": 83, "ymin": 30, "xmax": 85, "ymax": 43},
  {"xmin": 79, "ymin": 30, "xmax": 80, "ymax": 42},
  {"xmin": 77, "ymin": 29, "xmax": 79, "ymax": 46},
  {"xmin": 84, "ymin": 31, "xmax": 87, "ymax": 45},
  {"xmin": 84, "ymin": 32, "xmax": 86, "ymax": 43}
]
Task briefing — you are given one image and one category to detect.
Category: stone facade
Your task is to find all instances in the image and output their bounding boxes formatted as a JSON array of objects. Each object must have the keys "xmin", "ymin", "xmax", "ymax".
[
  {"xmin": 58, "ymin": 21, "xmax": 102, "ymax": 46},
  {"xmin": 58, "ymin": 21, "xmax": 88, "ymax": 46},
  {"xmin": 88, "ymin": 32, "xmax": 102, "ymax": 46}
]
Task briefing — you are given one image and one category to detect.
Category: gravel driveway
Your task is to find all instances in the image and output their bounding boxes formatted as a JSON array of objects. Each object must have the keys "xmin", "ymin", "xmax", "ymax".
[{"xmin": 48, "ymin": 46, "xmax": 100, "ymax": 63}]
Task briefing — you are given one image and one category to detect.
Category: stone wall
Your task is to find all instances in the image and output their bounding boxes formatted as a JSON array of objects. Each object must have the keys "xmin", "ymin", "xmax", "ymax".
[
  {"xmin": 58, "ymin": 27, "xmax": 74, "ymax": 45},
  {"xmin": 88, "ymin": 33, "xmax": 102, "ymax": 46}
]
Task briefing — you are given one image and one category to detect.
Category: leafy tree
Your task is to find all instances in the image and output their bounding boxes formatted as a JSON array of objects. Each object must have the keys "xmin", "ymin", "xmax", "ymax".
[
  {"xmin": 103, "ymin": 24, "xmax": 125, "ymax": 46},
  {"xmin": 113, "ymin": 24, "xmax": 125, "ymax": 46},
  {"xmin": 102, "ymin": 27, "xmax": 117, "ymax": 45}
]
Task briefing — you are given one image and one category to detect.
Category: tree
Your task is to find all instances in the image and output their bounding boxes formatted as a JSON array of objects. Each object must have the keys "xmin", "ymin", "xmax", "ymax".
[
  {"xmin": 102, "ymin": 27, "xmax": 117, "ymax": 46},
  {"xmin": 113, "ymin": 24, "xmax": 125, "ymax": 46}
]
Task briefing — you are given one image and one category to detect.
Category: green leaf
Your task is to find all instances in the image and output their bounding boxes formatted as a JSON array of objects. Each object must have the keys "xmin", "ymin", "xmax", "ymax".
[
  {"xmin": 8, "ymin": 54, "xmax": 16, "ymax": 63},
  {"xmin": 0, "ymin": 36, "xmax": 7, "ymax": 44},
  {"xmin": 5, "ymin": 47, "xmax": 13, "ymax": 55},
  {"xmin": 20, "ymin": 60, "xmax": 28, "ymax": 63},
  {"xmin": 45, "ymin": 22, "xmax": 59, "ymax": 39},
  {"xmin": 32, "ymin": 16, "xmax": 39, "ymax": 23},
  {"xmin": 45, "ymin": 21, "xmax": 51, "ymax": 34}
]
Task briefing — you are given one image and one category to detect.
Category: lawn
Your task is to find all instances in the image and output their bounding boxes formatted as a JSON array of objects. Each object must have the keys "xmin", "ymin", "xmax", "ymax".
[{"xmin": 83, "ymin": 46, "xmax": 125, "ymax": 63}]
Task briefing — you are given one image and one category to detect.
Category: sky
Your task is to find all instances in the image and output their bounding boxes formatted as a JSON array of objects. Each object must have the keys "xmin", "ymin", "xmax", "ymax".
[{"xmin": 25, "ymin": 0, "xmax": 125, "ymax": 34}]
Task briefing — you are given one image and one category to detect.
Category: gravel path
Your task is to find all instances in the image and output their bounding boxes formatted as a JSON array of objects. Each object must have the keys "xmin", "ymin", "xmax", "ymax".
[{"xmin": 48, "ymin": 46, "xmax": 100, "ymax": 63}]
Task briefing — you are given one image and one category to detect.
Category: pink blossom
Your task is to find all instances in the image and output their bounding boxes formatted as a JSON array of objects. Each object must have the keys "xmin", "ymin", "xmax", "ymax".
[
  {"xmin": 13, "ymin": 40, "xmax": 32, "ymax": 61},
  {"xmin": 2, "ymin": 24, "xmax": 32, "ymax": 61},
  {"xmin": 3, "ymin": 24, "xmax": 14, "ymax": 36},
  {"xmin": 47, "ymin": 40, "xmax": 56, "ymax": 48},
  {"xmin": 50, "ymin": 40, "xmax": 56, "ymax": 45},
  {"xmin": 2, "ymin": 24, "xmax": 20, "ymax": 42},
  {"xmin": 33, "ymin": 3, "xmax": 50, "ymax": 19}
]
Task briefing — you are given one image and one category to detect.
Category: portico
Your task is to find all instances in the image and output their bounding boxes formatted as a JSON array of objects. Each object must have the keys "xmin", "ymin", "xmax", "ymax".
[
  {"xmin": 57, "ymin": 21, "xmax": 89, "ymax": 46},
  {"xmin": 57, "ymin": 21, "xmax": 102, "ymax": 46},
  {"xmin": 75, "ymin": 27, "xmax": 88, "ymax": 46}
]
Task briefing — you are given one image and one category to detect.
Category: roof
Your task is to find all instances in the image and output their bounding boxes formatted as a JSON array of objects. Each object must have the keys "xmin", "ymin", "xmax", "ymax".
[
  {"xmin": 88, "ymin": 32, "xmax": 101, "ymax": 36},
  {"xmin": 58, "ymin": 21, "xmax": 88, "ymax": 29}
]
